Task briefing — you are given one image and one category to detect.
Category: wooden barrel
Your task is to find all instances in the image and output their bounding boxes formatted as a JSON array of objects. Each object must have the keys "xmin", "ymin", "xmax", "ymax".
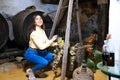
[
  {"xmin": 0, "ymin": 13, "xmax": 9, "ymax": 49},
  {"xmin": 12, "ymin": 6, "xmax": 53, "ymax": 48}
]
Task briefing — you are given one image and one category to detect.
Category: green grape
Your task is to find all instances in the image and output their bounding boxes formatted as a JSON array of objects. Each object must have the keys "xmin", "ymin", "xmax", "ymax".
[{"xmin": 57, "ymin": 37, "xmax": 64, "ymax": 47}]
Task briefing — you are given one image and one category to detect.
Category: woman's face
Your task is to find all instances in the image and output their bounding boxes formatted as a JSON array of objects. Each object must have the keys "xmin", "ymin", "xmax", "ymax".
[{"xmin": 34, "ymin": 15, "xmax": 43, "ymax": 27}]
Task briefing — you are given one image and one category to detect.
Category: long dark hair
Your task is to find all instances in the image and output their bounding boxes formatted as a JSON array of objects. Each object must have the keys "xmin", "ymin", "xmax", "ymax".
[{"xmin": 26, "ymin": 13, "xmax": 44, "ymax": 41}]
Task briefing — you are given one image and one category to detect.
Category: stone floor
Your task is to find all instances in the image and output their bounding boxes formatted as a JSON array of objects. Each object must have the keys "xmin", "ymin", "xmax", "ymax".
[{"xmin": 0, "ymin": 62, "xmax": 107, "ymax": 80}]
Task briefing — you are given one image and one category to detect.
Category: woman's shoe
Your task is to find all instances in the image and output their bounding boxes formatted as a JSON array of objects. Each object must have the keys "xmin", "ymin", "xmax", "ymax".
[
  {"xmin": 34, "ymin": 70, "xmax": 48, "ymax": 78},
  {"xmin": 26, "ymin": 68, "xmax": 36, "ymax": 80}
]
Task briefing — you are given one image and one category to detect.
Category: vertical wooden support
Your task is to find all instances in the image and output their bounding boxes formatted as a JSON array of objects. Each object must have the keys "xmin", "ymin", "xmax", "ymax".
[
  {"xmin": 49, "ymin": 0, "xmax": 68, "ymax": 39},
  {"xmin": 57, "ymin": 0, "xmax": 69, "ymax": 27},
  {"xmin": 75, "ymin": 0, "xmax": 82, "ymax": 43},
  {"xmin": 61, "ymin": 0, "xmax": 74, "ymax": 80},
  {"xmin": 49, "ymin": 0, "xmax": 63, "ymax": 39},
  {"xmin": 75, "ymin": 0, "xmax": 85, "ymax": 67}
]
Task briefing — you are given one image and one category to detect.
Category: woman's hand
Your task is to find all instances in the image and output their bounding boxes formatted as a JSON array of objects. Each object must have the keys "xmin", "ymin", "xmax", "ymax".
[
  {"xmin": 52, "ymin": 42, "xmax": 58, "ymax": 46},
  {"xmin": 51, "ymin": 35, "xmax": 58, "ymax": 42}
]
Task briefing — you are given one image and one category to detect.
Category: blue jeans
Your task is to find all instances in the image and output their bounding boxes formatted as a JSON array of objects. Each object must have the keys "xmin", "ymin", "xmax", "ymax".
[{"xmin": 24, "ymin": 48, "xmax": 54, "ymax": 72}]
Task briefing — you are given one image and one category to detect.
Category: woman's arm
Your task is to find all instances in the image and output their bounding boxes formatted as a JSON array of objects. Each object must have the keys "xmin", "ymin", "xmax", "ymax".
[
  {"xmin": 30, "ymin": 32, "xmax": 53, "ymax": 50},
  {"xmin": 30, "ymin": 32, "xmax": 58, "ymax": 50}
]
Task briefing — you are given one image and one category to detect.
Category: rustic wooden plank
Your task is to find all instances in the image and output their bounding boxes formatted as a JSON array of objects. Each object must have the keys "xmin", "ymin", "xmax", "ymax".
[
  {"xmin": 61, "ymin": 0, "xmax": 74, "ymax": 80},
  {"xmin": 75, "ymin": 0, "xmax": 82, "ymax": 42},
  {"xmin": 49, "ymin": 0, "xmax": 64, "ymax": 39},
  {"xmin": 56, "ymin": 0, "xmax": 68, "ymax": 27},
  {"xmin": 75, "ymin": 0, "xmax": 86, "ymax": 67}
]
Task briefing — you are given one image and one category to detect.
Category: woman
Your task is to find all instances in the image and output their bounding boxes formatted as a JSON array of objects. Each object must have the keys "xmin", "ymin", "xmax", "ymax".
[{"xmin": 24, "ymin": 13, "xmax": 58, "ymax": 80}]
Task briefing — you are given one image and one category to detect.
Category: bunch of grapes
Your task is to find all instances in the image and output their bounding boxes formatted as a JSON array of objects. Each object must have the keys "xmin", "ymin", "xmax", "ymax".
[{"xmin": 51, "ymin": 37, "xmax": 64, "ymax": 76}]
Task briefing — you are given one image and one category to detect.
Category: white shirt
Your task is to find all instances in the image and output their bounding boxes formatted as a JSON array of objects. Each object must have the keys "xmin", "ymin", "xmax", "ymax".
[{"xmin": 29, "ymin": 27, "xmax": 55, "ymax": 50}]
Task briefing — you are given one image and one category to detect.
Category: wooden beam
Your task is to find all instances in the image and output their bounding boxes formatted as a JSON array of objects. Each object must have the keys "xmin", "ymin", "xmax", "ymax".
[
  {"xmin": 56, "ymin": 0, "xmax": 68, "ymax": 27},
  {"xmin": 49, "ymin": 0, "xmax": 64, "ymax": 39},
  {"xmin": 61, "ymin": 0, "xmax": 74, "ymax": 80},
  {"xmin": 75, "ymin": 0, "xmax": 82, "ymax": 42}
]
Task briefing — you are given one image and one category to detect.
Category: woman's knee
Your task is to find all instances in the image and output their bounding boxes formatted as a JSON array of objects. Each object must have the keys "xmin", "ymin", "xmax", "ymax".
[
  {"xmin": 32, "ymin": 60, "xmax": 48, "ymax": 71},
  {"xmin": 41, "ymin": 60, "xmax": 48, "ymax": 67},
  {"xmin": 46, "ymin": 52, "xmax": 54, "ymax": 60}
]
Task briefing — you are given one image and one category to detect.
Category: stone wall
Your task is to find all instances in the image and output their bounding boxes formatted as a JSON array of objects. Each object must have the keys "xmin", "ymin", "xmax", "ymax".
[{"xmin": 0, "ymin": 0, "xmax": 57, "ymax": 17}]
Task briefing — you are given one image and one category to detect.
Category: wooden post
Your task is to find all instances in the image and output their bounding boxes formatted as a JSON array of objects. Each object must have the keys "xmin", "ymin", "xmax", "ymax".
[
  {"xmin": 49, "ymin": 0, "xmax": 64, "ymax": 39},
  {"xmin": 49, "ymin": 0, "xmax": 68, "ymax": 39},
  {"xmin": 56, "ymin": 0, "xmax": 68, "ymax": 27},
  {"xmin": 75, "ymin": 0, "xmax": 82, "ymax": 43},
  {"xmin": 61, "ymin": 0, "xmax": 74, "ymax": 80},
  {"xmin": 75, "ymin": 0, "xmax": 85, "ymax": 67}
]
